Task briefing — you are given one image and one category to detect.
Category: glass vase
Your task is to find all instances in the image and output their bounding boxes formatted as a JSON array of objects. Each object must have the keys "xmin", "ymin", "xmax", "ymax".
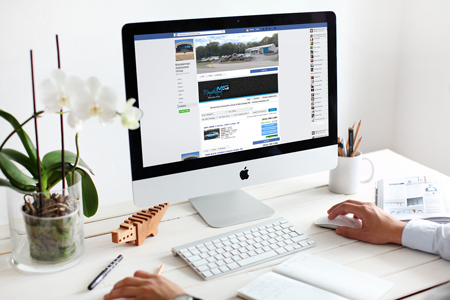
[{"xmin": 6, "ymin": 174, "xmax": 85, "ymax": 274}]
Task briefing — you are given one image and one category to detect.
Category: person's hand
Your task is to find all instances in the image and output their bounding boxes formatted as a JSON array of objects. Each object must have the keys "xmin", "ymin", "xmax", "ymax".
[
  {"xmin": 327, "ymin": 200, "xmax": 406, "ymax": 244},
  {"xmin": 104, "ymin": 270, "xmax": 185, "ymax": 300}
]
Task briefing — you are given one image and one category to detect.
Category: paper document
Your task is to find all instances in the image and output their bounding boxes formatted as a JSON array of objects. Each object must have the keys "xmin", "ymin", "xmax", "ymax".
[{"xmin": 238, "ymin": 253, "xmax": 394, "ymax": 300}]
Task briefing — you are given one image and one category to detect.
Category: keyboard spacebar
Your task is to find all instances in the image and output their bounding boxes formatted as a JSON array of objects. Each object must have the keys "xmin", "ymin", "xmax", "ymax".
[{"xmin": 237, "ymin": 250, "xmax": 278, "ymax": 267}]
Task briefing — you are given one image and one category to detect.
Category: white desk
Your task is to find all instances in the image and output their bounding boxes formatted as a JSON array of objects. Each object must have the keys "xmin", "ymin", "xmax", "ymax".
[{"xmin": 1, "ymin": 149, "xmax": 450, "ymax": 299}]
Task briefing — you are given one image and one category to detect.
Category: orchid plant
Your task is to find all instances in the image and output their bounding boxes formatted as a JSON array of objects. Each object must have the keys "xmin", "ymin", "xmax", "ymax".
[{"xmin": 0, "ymin": 69, "xmax": 142, "ymax": 218}]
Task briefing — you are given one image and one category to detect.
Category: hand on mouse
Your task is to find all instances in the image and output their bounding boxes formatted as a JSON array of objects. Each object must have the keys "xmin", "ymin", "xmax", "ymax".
[{"xmin": 327, "ymin": 200, "xmax": 406, "ymax": 244}]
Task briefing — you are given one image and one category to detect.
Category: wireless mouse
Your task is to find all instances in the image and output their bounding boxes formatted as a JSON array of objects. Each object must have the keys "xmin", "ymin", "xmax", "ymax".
[{"xmin": 314, "ymin": 215, "xmax": 363, "ymax": 230}]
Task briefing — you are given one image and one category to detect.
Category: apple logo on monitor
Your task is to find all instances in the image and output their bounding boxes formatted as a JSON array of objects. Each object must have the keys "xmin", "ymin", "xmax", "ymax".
[{"xmin": 240, "ymin": 167, "xmax": 249, "ymax": 180}]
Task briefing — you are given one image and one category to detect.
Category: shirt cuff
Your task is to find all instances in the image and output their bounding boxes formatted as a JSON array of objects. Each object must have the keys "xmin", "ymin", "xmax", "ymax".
[{"xmin": 401, "ymin": 218, "xmax": 438, "ymax": 253}]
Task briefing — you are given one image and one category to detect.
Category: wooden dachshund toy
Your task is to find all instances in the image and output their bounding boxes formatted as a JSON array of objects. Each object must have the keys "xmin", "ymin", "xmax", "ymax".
[{"xmin": 111, "ymin": 203, "xmax": 169, "ymax": 246}]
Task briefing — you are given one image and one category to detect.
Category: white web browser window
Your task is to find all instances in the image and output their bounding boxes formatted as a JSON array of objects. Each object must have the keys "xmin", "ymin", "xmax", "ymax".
[{"xmin": 134, "ymin": 24, "xmax": 329, "ymax": 167}]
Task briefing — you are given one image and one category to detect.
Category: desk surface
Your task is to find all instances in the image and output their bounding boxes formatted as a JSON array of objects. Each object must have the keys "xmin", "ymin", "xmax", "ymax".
[{"xmin": 1, "ymin": 149, "xmax": 450, "ymax": 300}]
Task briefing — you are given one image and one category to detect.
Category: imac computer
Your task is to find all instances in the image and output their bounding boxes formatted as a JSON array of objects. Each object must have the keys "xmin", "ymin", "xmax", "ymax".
[{"xmin": 122, "ymin": 12, "xmax": 337, "ymax": 228}]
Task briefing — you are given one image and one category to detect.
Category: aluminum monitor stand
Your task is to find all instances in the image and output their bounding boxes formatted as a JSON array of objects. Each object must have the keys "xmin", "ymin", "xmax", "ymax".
[{"xmin": 189, "ymin": 189, "xmax": 275, "ymax": 228}]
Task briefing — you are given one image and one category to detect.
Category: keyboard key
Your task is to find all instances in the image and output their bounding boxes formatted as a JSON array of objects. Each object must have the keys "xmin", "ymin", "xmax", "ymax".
[
  {"xmin": 219, "ymin": 266, "xmax": 230, "ymax": 272},
  {"xmin": 205, "ymin": 241, "xmax": 213, "ymax": 246},
  {"xmin": 208, "ymin": 250, "xmax": 217, "ymax": 256},
  {"xmin": 187, "ymin": 255, "xmax": 201, "ymax": 262},
  {"xmin": 236, "ymin": 232, "xmax": 244, "ymax": 237},
  {"xmin": 260, "ymin": 229, "xmax": 268, "ymax": 234},
  {"xmin": 238, "ymin": 250, "xmax": 278, "ymax": 266},
  {"xmin": 251, "ymin": 228, "xmax": 258, "ymax": 232},
  {"xmin": 231, "ymin": 250, "xmax": 240, "ymax": 255},
  {"xmin": 179, "ymin": 248, "xmax": 188, "ymax": 253},
  {"xmin": 227, "ymin": 234, "xmax": 236, "ymax": 239},
  {"xmin": 308, "ymin": 240, "xmax": 316, "ymax": 245},
  {"xmin": 210, "ymin": 268, "xmax": 221, "ymax": 275},
  {"xmin": 220, "ymin": 237, "xmax": 228, "ymax": 241},
  {"xmin": 262, "ymin": 246, "xmax": 271, "ymax": 251},
  {"xmin": 224, "ymin": 246, "xmax": 232, "ymax": 252},
  {"xmin": 188, "ymin": 246, "xmax": 196, "ymax": 251},
  {"xmin": 281, "ymin": 224, "xmax": 291, "ymax": 228},
  {"xmin": 182, "ymin": 252, "xmax": 192, "ymax": 258},
  {"xmin": 216, "ymin": 260, "xmax": 226, "ymax": 266},
  {"xmin": 215, "ymin": 254, "xmax": 225, "ymax": 260},
  {"xmin": 207, "ymin": 257, "xmax": 216, "ymax": 263},
  {"xmin": 200, "ymin": 253, "xmax": 209, "ymax": 259},
  {"xmin": 199, "ymin": 247, "xmax": 208, "ymax": 253},
  {"xmin": 248, "ymin": 251, "xmax": 257, "ymax": 256},
  {"xmin": 196, "ymin": 243, "xmax": 205, "ymax": 248},
  {"xmin": 244, "ymin": 230, "xmax": 251, "ymax": 234},
  {"xmin": 212, "ymin": 239, "xmax": 221, "ymax": 244},
  {"xmin": 224, "ymin": 258, "xmax": 233, "ymax": 264},
  {"xmin": 191, "ymin": 250, "xmax": 200, "ymax": 255},
  {"xmin": 274, "ymin": 226, "xmax": 282, "ymax": 230},
  {"xmin": 197, "ymin": 265, "xmax": 208, "ymax": 272},
  {"xmin": 240, "ymin": 253, "xmax": 250, "ymax": 259},
  {"xmin": 208, "ymin": 263, "xmax": 217, "ymax": 269},
  {"xmin": 232, "ymin": 255, "xmax": 242, "ymax": 261},
  {"xmin": 299, "ymin": 241, "xmax": 309, "ymax": 247},
  {"xmin": 292, "ymin": 235, "xmax": 309, "ymax": 243},
  {"xmin": 254, "ymin": 237, "xmax": 263, "ymax": 242},
  {"xmin": 216, "ymin": 248, "xmax": 225, "ymax": 254},
  {"xmin": 202, "ymin": 271, "xmax": 213, "ymax": 278},
  {"xmin": 280, "ymin": 220, "xmax": 287, "ymax": 224},
  {"xmin": 258, "ymin": 226, "xmax": 265, "ymax": 230},
  {"xmin": 284, "ymin": 245, "xmax": 294, "ymax": 251},
  {"xmin": 275, "ymin": 248, "xmax": 287, "ymax": 254},
  {"xmin": 192, "ymin": 259, "xmax": 208, "ymax": 267},
  {"xmin": 254, "ymin": 243, "xmax": 263, "ymax": 248},
  {"xmin": 239, "ymin": 241, "xmax": 248, "ymax": 247},
  {"xmin": 228, "ymin": 262, "xmax": 239, "ymax": 269},
  {"xmin": 223, "ymin": 252, "xmax": 232, "ymax": 258},
  {"xmin": 270, "ymin": 244, "xmax": 279, "ymax": 250},
  {"xmin": 277, "ymin": 241, "xmax": 286, "ymax": 247},
  {"xmin": 223, "ymin": 241, "xmax": 232, "ymax": 246},
  {"xmin": 255, "ymin": 249, "xmax": 264, "ymax": 254},
  {"xmin": 207, "ymin": 245, "xmax": 217, "ymax": 251}
]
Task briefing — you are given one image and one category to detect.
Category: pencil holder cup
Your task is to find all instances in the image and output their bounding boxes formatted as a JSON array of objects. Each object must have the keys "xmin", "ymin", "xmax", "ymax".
[{"xmin": 328, "ymin": 151, "xmax": 374, "ymax": 194}]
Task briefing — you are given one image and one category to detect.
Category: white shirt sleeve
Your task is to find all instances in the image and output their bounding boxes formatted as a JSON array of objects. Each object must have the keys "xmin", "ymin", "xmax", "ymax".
[{"xmin": 401, "ymin": 218, "xmax": 450, "ymax": 261}]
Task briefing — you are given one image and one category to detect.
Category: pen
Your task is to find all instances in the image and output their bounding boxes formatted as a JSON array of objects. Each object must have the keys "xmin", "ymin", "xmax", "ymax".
[
  {"xmin": 346, "ymin": 122, "xmax": 355, "ymax": 153},
  {"xmin": 88, "ymin": 254, "xmax": 123, "ymax": 290},
  {"xmin": 348, "ymin": 127, "xmax": 354, "ymax": 157},
  {"xmin": 340, "ymin": 137, "xmax": 347, "ymax": 157},
  {"xmin": 351, "ymin": 137, "xmax": 362, "ymax": 157},
  {"xmin": 157, "ymin": 263, "xmax": 165, "ymax": 275}
]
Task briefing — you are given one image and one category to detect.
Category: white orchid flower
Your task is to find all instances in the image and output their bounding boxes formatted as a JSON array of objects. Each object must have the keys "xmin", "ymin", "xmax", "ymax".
[
  {"xmin": 121, "ymin": 98, "xmax": 143, "ymax": 130},
  {"xmin": 40, "ymin": 69, "xmax": 84, "ymax": 113},
  {"xmin": 71, "ymin": 77, "xmax": 117, "ymax": 125}
]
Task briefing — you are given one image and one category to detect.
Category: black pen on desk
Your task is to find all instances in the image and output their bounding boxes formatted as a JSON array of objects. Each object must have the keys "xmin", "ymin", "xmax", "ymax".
[
  {"xmin": 88, "ymin": 254, "xmax": 123, "ymax": 290},
  {"xmin": 348, "ymin": 127, "xmax": 354, "ymax": 157}
]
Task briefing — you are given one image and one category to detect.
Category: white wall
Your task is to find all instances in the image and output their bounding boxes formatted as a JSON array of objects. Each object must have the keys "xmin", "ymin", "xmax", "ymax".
[
  {"xmin": 392, "ymin": 0, "xmax": 450, "ymax": 176},
  {"xmin": 0, "ymin": 0, "xmax": 405, "ymax": 225}
]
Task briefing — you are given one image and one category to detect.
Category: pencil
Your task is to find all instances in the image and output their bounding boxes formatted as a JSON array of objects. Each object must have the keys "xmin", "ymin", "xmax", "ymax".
[
  {"xmin": 157, "ymin": 263, "xmax": 165, "ymax": 275},
  {"xmin": 354, "ymin": 120, "xmax": 362, "ymax": 141},
  {"xmin": 337, "ymin": 138, "xmax": 342, "ymax": 156},
  {"xmin": 351, "ymin": 137, "xmax": 362, "ymax": 157}
]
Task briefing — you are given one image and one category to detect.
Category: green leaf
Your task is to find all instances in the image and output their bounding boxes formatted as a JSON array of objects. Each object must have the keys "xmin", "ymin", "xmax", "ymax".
[
  {"xmin": 0, "ymin": 178, "xmax": 38, "ymax": 194},
  {"xmin": 42, "ymin": 150, "xmax": 94, "ymax": 174},
  {"xmin": 75, "ymin": 168, "xmax": 98, "ymax": 218},
  {"xmin": 1, "ymin": 148, "xmax": 38, "ymax": 178},
  {"xmin": 0, "ymin": 110, "xmax": 38, "ymax": 163},
  {"xmin": 0, "ymin": 151, "xmax": 38, "ymax": 186}
]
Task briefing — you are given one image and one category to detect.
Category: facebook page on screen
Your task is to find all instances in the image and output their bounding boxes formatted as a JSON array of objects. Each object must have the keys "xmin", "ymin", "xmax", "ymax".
[{"xmin": 134, "ymin": 24, "xmax": 329, "ymax": 167}]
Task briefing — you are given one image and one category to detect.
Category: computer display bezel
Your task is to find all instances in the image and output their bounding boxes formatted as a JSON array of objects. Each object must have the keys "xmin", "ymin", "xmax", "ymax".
[{"xmin": 122, "ymin": 11, "xmax": 337, "ymax": 181}]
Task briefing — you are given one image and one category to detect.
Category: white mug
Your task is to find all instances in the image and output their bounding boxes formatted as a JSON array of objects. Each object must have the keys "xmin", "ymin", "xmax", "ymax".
[{"xmin": 328, "ymin": 151, "xmax": 374, "ymax": 194}]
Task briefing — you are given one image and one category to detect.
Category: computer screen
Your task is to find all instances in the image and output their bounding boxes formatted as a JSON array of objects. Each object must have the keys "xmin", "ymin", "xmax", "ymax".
[{"xmin": 122, "ymin": 12, "xmax": 337, "ymax": 227}]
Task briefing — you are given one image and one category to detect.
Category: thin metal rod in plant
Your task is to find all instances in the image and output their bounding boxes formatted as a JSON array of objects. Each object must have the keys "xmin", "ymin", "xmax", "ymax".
[
  {"xmin": 30, "ymin": 50, "xmax": 42, "ymax": 209},
  {"xmin": 56, "ymin": 34, "xmax": 66, "ymax": 192}
]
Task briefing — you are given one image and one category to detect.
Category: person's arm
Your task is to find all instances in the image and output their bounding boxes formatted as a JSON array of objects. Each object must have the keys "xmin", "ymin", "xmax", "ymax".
[
  {"xmin": 104, "ymin": 270, "xmax": 190, "ymax": 300},
  {"xmin": 402, "ymin": 218, "xmax": 450, "ymax": 261}
]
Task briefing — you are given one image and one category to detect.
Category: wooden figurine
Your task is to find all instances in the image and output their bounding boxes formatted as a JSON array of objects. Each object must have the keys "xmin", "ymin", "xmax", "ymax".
[{"xmin": 111, "ymin": 203, "xmax": 169, "ymax": 246}]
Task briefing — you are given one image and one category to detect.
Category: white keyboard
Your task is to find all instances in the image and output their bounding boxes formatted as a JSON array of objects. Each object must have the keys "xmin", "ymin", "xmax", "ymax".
[{"xmin": 172, "ymin": 217, "xmax": 316, "ymax": 280}]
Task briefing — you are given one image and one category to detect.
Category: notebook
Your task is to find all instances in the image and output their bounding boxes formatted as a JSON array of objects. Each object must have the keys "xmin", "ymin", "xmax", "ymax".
[{"xmin": 237, "ymin": 253, "xmax": 394, "ymax": 300}]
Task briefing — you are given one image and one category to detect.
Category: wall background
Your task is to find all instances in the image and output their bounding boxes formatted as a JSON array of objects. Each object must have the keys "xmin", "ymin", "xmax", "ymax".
[{"xmin": 1, "ymin": 0, "xmax": 449, "ymax": 225}]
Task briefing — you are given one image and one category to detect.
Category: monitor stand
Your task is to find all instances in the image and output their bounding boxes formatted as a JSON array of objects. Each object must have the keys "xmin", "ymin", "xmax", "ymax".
[{"xmin": 189, "ymin": 189, "xmax": 275, "ymax": 228}]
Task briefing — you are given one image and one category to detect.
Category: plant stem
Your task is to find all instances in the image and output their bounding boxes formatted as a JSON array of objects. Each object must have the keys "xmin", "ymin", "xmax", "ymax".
[
  {"xmin": 30, "ymin": 50, "xmax": 43, "ymax": 208},
  {"xmin": 56, "ymin": 35, "xmax": 66, "ymax": 193},
  {"xmin": 69, "ymin": 133, "xmax": 81, "ymax": 185},
  {"xmin": 0, "ymin": 111, "xmax": 44, "ymax": 151}
]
